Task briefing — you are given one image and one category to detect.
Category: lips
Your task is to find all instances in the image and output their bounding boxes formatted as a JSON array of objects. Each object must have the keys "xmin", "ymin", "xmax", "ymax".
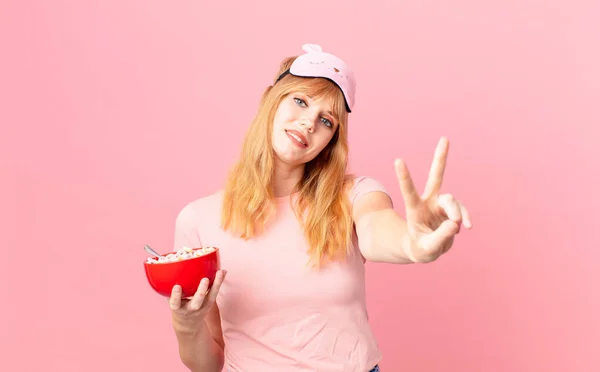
[{"xmin": 285, "ymin": 129, "xmax": 308, "ymax": 147}]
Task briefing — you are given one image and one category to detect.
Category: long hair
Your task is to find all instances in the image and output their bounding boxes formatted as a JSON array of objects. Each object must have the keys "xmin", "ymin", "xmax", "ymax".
[{"xmin": 220, "ymin": 56, "xmax": 355, "ymax": 268}]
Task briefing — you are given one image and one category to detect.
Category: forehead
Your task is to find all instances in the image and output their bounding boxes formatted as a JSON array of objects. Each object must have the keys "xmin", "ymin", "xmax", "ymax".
[
  {"xmin": 305, "ymin": 93, "xmax": 334, "ymax": 112},
  {"xmin": 284, "ymin": 76, "xmax": 347, "ymax": 118}
]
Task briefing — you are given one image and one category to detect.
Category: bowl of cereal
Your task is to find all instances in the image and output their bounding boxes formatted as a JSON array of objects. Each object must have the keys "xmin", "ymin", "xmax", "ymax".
[{"xmin": 143, "ymin": 245, "xmax": 221, "ymax": 298}]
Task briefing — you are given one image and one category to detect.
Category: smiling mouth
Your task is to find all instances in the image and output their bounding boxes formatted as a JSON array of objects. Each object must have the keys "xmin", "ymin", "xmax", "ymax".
[{"xmin": 285, "ymin": 130, "xmax": 308, "ymax": 147}]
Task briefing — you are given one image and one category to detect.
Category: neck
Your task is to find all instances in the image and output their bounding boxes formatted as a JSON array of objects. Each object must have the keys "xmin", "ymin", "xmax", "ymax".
[{"xmin": 272, "ymin": 160, "xmax": 304, "ymax": 198}]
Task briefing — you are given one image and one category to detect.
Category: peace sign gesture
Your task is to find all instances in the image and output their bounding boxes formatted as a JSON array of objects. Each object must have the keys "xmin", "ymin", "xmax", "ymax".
[{"xmin": 394, "ymin": 137, "xmax": 472, "ymax": 263}]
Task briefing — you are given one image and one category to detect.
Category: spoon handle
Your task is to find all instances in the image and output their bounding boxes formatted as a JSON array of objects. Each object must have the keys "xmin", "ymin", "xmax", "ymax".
[{"xmin": 144, "ymin": 244, "xmax": 162, "ymax": 258}]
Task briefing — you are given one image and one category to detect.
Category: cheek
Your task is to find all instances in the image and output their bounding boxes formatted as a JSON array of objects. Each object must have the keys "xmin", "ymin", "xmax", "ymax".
[
  {"xmin": 271, "ymin": 126, "xmax": 285, "ymax": 149},
  {"xmin": 272, "ymin": 108, "xmax": 289, "ymax": 135},
  {"xmin": 272, "ymin": 111, "xmax": 283, "ymax": 129},
  {"xmin": 313, "ymin": 131, "xmax": 335, "ymax": 151},
  {"xmin": 277, "ymin": 101, "xmax": 301, "ymax": 121}
]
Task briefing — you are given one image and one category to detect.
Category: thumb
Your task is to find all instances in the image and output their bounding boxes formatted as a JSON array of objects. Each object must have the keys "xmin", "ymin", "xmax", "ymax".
[{"xmin": 421, "ymin": 220, "xmax": 459, "ymax": 253}]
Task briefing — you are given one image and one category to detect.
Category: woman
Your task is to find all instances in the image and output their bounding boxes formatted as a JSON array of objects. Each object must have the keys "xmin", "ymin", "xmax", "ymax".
[{"xmin": 167, "ymin": 44, "xmax": 472, "ymax": 372}]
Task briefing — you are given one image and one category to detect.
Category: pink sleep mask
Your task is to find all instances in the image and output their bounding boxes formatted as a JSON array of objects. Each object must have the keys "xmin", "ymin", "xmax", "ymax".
[{"xmin": 275, "ymin": 44, "xmax": 356, "ymax": 113}]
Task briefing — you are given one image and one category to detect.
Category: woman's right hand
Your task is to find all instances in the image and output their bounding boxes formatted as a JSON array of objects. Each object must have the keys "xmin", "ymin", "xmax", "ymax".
[{"xmin": 168, "ymin": 270, "xmax": 227, "ymax": 331}]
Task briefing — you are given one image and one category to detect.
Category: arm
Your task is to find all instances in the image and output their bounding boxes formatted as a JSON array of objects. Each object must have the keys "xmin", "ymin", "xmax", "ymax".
[
  {"xmin": 173, "ymin": 303, "xmax": 225, "ymax": 372},
  {"xmin": 170, "ymin": 203, "xmax": 227, "ymax": 371},
  {"xmin": 353, "ymin": 191, "xmax": 418, "ymax": 264},
  {"xmin": 353, "ymin": 138, "xmax": 472, "ymax": 265}
]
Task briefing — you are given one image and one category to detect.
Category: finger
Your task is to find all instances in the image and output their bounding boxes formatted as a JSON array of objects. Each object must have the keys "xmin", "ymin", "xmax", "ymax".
[
  {"xmin": 188, "ymin": 278, "xmax": 210, "ymax": 311},
  {"xmin": 169, "ymin": 285, "xmax": 183, "ymax": 311},
  {"xmin": 205, "ymin": 270, "xmax": 227, "ymax": 305},
  {"xmin": 394, "ymin": 159, "xmax": 421, "ymax": 209},
  {"xmin": 421, "ymin": 219, "xmax": 459, "ymax": 253},
  {"xmin": 442, "ymin": 235, "xmax": 455, "ymax": 254},
  {"xmin": 459, "ymin": 202, "xmax": 472, "ymax": 228},
  {"xmin": 437, "ymin": 193, "xmax": 462, "ymax": 226},
  {"xmin": 423, "ymin": 137, "xmax": 449, "ymax": 199}
]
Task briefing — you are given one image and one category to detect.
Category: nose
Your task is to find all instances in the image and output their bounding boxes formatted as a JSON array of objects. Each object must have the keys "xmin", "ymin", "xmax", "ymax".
[{"xmin": 300, "ymin": 117, "xmax": 315, "ymax": 133}]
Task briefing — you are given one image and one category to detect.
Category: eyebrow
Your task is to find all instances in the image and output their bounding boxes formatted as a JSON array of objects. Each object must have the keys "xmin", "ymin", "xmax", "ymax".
[{"xmin": 305, "ymin": 94, "xmax": 334, "ymax": 116}]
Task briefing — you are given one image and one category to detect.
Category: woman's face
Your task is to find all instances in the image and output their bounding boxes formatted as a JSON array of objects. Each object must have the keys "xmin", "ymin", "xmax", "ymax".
[{"xmin": 271, "ymin": 92, "xmax": 339, "ymax": 167}]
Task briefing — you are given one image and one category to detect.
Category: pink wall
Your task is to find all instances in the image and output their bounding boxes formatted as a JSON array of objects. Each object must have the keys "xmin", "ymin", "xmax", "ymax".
[{"xmin": 1, "ymin": 1, "xmax": 598, "ymax": 371}]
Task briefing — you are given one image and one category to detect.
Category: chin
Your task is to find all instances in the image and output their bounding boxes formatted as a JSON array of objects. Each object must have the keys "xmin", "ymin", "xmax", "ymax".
[{"xmin": 274, "ymin": 153, "xmax": 306, "ymax": 166}]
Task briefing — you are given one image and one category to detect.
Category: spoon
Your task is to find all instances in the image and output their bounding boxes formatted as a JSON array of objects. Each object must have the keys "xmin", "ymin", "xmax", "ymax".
[{"xmin": 144, "ymin": 244, "xmax": 162, "ymax": 259}]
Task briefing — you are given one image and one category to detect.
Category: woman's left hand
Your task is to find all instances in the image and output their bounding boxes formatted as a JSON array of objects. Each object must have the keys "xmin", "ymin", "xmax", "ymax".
[{"xmin": 394, "ymin": 137, "xmax": 472, "ymax": 263}]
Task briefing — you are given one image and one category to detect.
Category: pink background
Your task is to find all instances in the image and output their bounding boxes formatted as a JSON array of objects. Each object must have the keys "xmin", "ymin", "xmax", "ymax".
[{"xmin": 1, "ymin": 0, "xmax": 598, "ymax": 371}]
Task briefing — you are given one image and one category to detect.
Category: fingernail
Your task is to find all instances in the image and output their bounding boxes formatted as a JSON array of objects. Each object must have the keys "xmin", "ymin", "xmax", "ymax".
[{"xmin": 174, "ymin": 285, "xmax": 181, "ymax": 292}]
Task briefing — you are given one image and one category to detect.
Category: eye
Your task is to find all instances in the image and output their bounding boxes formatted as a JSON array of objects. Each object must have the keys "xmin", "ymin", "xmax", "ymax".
[
  {"xmin": 294, "ymin": 97, "xmax": 307, "ymax": 107},
  {"xmin": 320, "ymin": 117, "xmax": 333, "ymax": 128}
]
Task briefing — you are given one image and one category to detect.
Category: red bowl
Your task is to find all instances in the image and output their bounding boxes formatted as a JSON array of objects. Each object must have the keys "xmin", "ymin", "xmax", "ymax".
[{"xmin": 143, "ymin": 247, "xmax": 221, "ymax": 298}]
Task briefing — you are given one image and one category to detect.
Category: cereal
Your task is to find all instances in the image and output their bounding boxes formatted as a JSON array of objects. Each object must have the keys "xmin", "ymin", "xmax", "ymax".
[{"xmin": 146, "ymin": 246, "xmax": 217, "ymax": 264}]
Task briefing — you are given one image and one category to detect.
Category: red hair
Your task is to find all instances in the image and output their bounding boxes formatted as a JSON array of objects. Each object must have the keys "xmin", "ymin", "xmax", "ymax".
[{"xmin": 220, "ymin": 56, "xmax": 354, "ymax": 268}]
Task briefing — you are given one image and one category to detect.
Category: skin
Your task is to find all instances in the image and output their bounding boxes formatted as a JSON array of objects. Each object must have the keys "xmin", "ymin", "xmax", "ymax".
[
  {"xmin": 270, "ymin": 92, "xmax": 339, "ymax": 197},
  {"xmin": 166, "ymin": 91, "xmax": 339, "ymax": 372},
  {"xmin": 353, "ymin": 137, "xmax": 472, "ymax": 264},
  {"xmin": 167, "ymin": 90, "xmax": 473, "ymax": 371}
]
